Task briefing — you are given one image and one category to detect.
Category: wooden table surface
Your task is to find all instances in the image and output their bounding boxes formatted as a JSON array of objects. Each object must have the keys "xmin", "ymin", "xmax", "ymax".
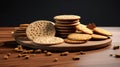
[{"xmin": 0, "ymin": 27, "xmax": 120, "ymax": 67}]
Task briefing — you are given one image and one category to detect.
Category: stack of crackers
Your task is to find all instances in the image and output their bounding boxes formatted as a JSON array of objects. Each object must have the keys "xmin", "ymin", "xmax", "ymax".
[
  {"xmin": 54, "ymin": 15, "xmax": 81, "ymax": 38},
  {"xmin": 13, "ymin": 24, "xmax": 29, "ymax": 38}
]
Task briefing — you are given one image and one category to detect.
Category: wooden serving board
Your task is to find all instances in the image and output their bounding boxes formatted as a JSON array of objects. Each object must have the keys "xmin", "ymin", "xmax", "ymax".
[{"xmin": 14, "ymin": 36, "xmax": 112, "ymax": 52}]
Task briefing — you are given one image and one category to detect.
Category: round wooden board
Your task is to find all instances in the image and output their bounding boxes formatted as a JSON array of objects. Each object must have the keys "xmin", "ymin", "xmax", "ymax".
[{"xmin": 15, "ymin": 36, "xmax": 112, "ymax": 52}]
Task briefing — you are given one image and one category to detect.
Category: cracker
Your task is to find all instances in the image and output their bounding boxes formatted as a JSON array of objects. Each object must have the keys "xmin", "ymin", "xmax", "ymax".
[
  {"xmin": 56, "ymin": 32, "xmax": 73, "ymax": 38},
  {"xmin": 91, "ymin": 34, "xmax": 108, "ymax": 39},
  {"xmin": 93, "ymin": 27, "xmax": 112, "ymax": 36},
  {"xmin": 26, "ymin": 20, "xmax": 55, "ymax": 40},
  {"xmin": 55, "ymin": 26, "xmax": 76, "ymax": 30},
  {"xmin": 33, "ymin": 36, "xmax": 64, "ymax": 45},
  {"xmin": 55, "ymin": 33, "xmax": 69, "ymax": 38},
  {"xmin": 68, "ymin": 33, "xmax": 92, "ymax": 41},
  {"xmin": 55, "ymin": 19, "xmax": 79, "ymax": 24},
  {"xmin": 75, "ymin": 30, "xmax": 83, "ymax": 33},
  {"xmin": 15, "ymin": 27, "xmax": 26, "ymax": 31},
  {"xmin": 54, "ymin": 15, "xmax": 81, "ymax": 20},
  {"xmin": 57, "ymin": 35, "xmax": 68, "ymax": 38},
  {"xmin": 14, "ymin": 30, "xmax": 26, "ymax": 33},
  {"xmin": 76, "ymin": 24, "xmax": 93, "ymax": 34},
  {"xmin": 19, "ymin": 24, "xmax": 29, "ymax": 27},
  {"xmin": 55, "ymin": 22, "xmax": 80, "ymax": 27},
  {"xmin": 56, "ymin": 29, "xmax": 76, "ymax": 33},
  {"xmin": 64, "ymin": 38, "xmax": 86, "ymax": 44},
  {"xmin": 58, "ymin": 32, "xmax": 73, "ymax": 35},
  {"xmin": 13, "ymin": 32, "xmax": 26, "ymax": 37},
  {"xmin": 19, "ymin": 27, "xmax": 27, "ymax": 29}
]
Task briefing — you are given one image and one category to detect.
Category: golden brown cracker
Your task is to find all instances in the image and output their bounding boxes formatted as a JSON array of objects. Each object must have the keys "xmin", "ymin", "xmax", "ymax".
[
  {"xmin": 91, "ymin": 34, "xmax": 108, "ymax": 39},
  {"xmin": 33, "ymin": 36, "xmax": 64, "ymax": 45},
  {"xmin": 93, "ymin": 27, "xmax": 112, "ymax": 36},
  {"xmin": 55, "ymin": 26, "xmax": 76, "ymax": 30},
  {"xmin": 76, "ymin": 24, "xmax": 93, "ymax": 34},
  {"xmin": 26, "ymin": 20, "xmax": 56, "ymax": 40},
  {"xmin": 19, "ymin": 24, "xmax": 29, "ymax": 27},
  {"xmin": 64, "ymin": 38, "xmax": 86, "ymax": 44},
  {"xmin": 55, "ymin": 19, "xmax": 79, "ymax": 24},
  {"xmin": 55, "ymin": 22, "xmax": 80, "ymax": 27},
  {"xmin": 54, "ymin": 15, "xmax": 81, "ymax": 20},
  {"xmin": 56, "ymin": 29, "xmax": 76, "ymax": 33},
  {"xmin": 68, "ymin": 33, "xmax": 92, "ymax": 41}
]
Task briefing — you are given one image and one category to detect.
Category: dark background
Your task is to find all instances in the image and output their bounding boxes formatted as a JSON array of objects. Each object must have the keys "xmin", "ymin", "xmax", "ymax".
[{"xmin": 0, "ymin": 0, "xmax": 120, "ymax": 27}]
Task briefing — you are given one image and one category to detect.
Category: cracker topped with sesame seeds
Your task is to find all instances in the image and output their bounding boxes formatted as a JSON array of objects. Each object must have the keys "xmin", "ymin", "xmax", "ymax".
[
  {"xmin": 33, "ymin": 36, "xmax": 64, "ymax": 45},
  {"xmin": 26, "ymin": 20, "xmax": 56, "ymax": 40}
]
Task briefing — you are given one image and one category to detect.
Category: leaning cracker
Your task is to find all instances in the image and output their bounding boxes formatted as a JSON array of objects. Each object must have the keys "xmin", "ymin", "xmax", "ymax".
[
  {"xmin": 91, "ymin": 34, "xmax": 108, "ymax": 39},
  {"xmin": 93, "ymin": 27, "xmax": 112, "ymax": 36},
  {"xmin": 33, "ymin": 36, "xmax": 64, "ymax": 45},
  {"xmin": 76, "ymin": 24, "xmax": 93, "ymax": 34},
  {"xmin": 68, "ymin": 33, "xmax": 92, "ymax": 41},
  {"xmin": 26, "ymin": 20, "xmax": 55, "ymax": 40},
  {"xmin": 64, "ymin": 38, "xmax": 86, "ymax": 44},
  {"xmin": 54, "ymin": 15, "xmax": 81, "ymax": 20}
]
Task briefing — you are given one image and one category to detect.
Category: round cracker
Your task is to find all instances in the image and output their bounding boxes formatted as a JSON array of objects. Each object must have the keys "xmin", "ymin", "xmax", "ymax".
[
  {"xmin": 33, "ymin": 37, "xmax": 64, "ymax": 45},
  {"xmin": 55, "ymin": 26, "xmax": 76, "ymax": 30},
  {"xmin": 56, "ymin": 29, "xmax": 76, "ymax": 33},
  {"xmin": 93, "ymin": 27, "xmax": 112, "ymax": 36},
  {"xmin": 68, "ymin": 33, "xmax": 92, "ymax": 41},
  {"xmin": 57, "ymin": 35, "xmax": 68, "ymax": 38},
  {"xmin": 55, "ymin": 22, "xmax": 80, "ymax": 27},
  {"xmin": 19, "ymin": 24, "xmax": 29, "ymax": 27},
  {"xmin": 14, "ymin": 30, "xmax": 26, "ymax": 33},
  {"xmin": 58, "ymin": 32, "xmax": 73, "ymax": 35},
  {"xmin": 15, "ymin": 27, "xmax": 26, "ymax": 30},
  {"xmin": 64, "ymin": 38, "xmax": 86, "ymax": 44},
  {"xmin": 54, "ymin": 15, "xmax": 81, "ymax": 20},
  {"xmin": 19, "ymin": 27, "xmax": 27, "ymax": 30},
  {"xmin": 55, "ymin": 19, "xmax": 79, "ymax": 24},
  {"xmin": 56, "ymin": 33, "xmax": 70, "ymax": 38},
  {"xmin": 91, "ymin": 34, "xmax": 108, "ymax": 39},
  {"xmin": 76, "ymin": 24, "xmax": 93, "ymax": 34},
  {"xmin": 13, "ymin": 32, "xmax": 26, "ymax": 37},
  {"xmin": 26, "ymin": 20, "xmax": 55, "ymax": 40}
]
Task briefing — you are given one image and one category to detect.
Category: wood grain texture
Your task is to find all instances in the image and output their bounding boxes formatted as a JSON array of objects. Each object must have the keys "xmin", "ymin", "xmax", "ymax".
[
  {"xmin": 0, "ymin": 27, "xmax": 120, "ymax": 67},
  {"xmin": 15, "ymin": 37, "xmax": 112, "ymax": 51}
]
